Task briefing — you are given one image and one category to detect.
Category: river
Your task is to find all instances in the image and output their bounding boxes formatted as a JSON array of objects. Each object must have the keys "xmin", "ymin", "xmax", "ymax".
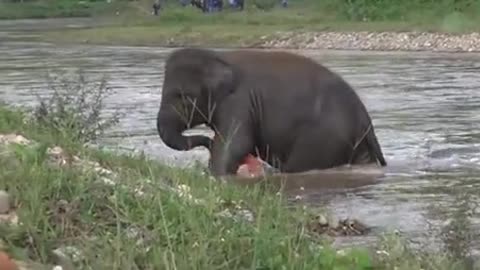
[{"xmin": 1, "ymin": 18, "xmax": 480, "ymax": 253}]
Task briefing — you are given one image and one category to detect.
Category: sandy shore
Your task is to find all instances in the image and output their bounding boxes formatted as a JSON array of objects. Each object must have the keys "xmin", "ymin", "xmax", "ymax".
[{"xmin": 257, "ymin": 31, "xmax": 480, "ymax": 53}]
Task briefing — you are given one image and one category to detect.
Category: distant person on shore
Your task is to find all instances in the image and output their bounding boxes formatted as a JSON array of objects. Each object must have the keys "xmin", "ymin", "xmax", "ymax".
[
  {"xmin": 152, "ymin": 0, "xmax": 162, "ymax": 15},
  {"xmin": 229, "ymin": 0, "xmax": 244, "ymax": 10},
  {"xmin": 191, "ymin": 0, "xmax": 208, "ymax": 12},
  {"xmin": 201, "ymin": 0, "xmax": 223, "ymax": 12},
  {"xmin": 281, "ymin": 0, "xmax": 287, "ymax": 8},
  {"xmin": 189, "ymin": 0, "xmax": 224, "ymax": 13}
]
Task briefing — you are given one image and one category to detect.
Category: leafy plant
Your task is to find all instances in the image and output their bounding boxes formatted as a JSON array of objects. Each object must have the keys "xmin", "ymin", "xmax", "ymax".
[{"xmin": 32, "ymin": 69, "xmax": 122, "ymax": 144}]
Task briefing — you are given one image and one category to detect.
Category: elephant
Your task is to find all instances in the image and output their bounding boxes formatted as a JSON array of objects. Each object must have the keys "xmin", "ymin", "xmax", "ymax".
[{"xmin": 156, "ymin": 47, "xmax": 387, "ymax": 177}]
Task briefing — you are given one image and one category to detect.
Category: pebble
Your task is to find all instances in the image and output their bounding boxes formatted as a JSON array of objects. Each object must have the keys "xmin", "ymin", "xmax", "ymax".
[
  {"xmin": 0, "ymin": 134, "xmax": 31, "ymax": 146},
  {"xmin": 0, "ymin": 190, "xmax": 11, "ymax": 214},
  {"xmin": 260, "ymin": 31, "xmax": 480, "ymax": 52},
  {"xmin": 52, "ymin": 246, "xmax": 82, "ymax": 270},
  {"xmin": 327, "ymin": 215, "xmax": 339, "ymax": 228},
  {"xmin": 318, "ymin": 214, "xmax": 328, "ymax": 226},
  {"xmin": 215, "ymin": 208, "xmax": 255, "ymax": 223},
  {"xmin": 0, "ymin": 211, "xmax": 19, "ymax": 226}
]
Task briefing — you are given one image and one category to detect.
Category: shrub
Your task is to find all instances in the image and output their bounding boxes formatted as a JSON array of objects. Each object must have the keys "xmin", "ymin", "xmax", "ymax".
[{"xmin": 32, "ymin": 69, "xmax": 121, "ymax": 144}]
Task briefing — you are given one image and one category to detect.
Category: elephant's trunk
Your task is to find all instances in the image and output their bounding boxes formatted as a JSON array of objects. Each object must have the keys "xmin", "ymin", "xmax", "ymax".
[{"xmin": 157, "ymin": 107, "xmax": 212, "ymax": 151}]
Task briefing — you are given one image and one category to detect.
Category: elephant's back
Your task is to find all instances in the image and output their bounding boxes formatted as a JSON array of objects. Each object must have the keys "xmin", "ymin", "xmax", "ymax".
[
  {"xmin": 223, "ymin": 49, "xmax": 370, "ymax": 123},
  {"xmin": 222, "ymin": 50, "xmax": 326, "ymax": 75}
]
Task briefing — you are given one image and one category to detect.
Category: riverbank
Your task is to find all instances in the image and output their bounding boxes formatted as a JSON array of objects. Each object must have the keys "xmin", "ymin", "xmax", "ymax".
[
  {"xmin": 0, "ymin": 1, "xmax": 125, "ymax": 20},
  {"xmin": 4, "ymin": 0, "xmax": 480, "ymax": 53},
  {"xmin": 40, "ymin": 25, "xmax": 480, "ymax": 53},
  {"xmin": 0, "ymin": 72, "xmax": 472, "ymax": 269},
  {"xmin": 36, "ymin": 12, "xmax": 480, "ymax": 53}
]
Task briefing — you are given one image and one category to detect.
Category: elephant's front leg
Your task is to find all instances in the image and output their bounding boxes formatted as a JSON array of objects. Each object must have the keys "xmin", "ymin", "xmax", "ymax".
[{"xmin": 209, "ymin": 123, "xmax": 254, "ymax": 177}]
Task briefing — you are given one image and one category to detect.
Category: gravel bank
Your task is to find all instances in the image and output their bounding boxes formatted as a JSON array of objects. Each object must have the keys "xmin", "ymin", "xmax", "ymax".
[{"xmin": 258, "ymin": 31, "xmax": 480, "ymax": 52}]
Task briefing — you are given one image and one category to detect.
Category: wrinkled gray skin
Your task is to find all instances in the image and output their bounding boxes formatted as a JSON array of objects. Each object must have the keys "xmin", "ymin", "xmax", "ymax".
[{"xmin": 156, "ymin": 48, "xmax": 387, "ymax": 177}]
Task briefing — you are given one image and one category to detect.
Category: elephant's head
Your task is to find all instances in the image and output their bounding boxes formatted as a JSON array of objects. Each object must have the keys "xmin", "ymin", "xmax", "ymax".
[{"xmin": 157, "ymin": 48, "xmax": 236, "ymax": 151}]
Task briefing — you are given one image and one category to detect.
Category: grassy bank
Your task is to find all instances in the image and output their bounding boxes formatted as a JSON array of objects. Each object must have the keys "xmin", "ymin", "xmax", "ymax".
[
  {"xmin": 1, "ymin": 104, "xmax": 353, "ymax": 269},
  {"xmin": 0, "ymin": 71, "xmax": 473, "ymax": 269},
  {"xmin": 0, "ymin": 0, "xmax": 133, "ymax": 20},
  {"xmin": 29, "ymin": 0, "xmax": 480, "ymax": 48}
]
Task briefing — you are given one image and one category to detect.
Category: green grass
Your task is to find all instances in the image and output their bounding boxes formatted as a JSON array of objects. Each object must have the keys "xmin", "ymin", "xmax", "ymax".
[
  {"xmin": 31, "ymin": 0, "xmax": 480, "ymax": 48},
  {"xmin": 0, "ymin": 104, "xmax": 379, "ymax": 269},
  {"xmin": 4, "ymin": 0, "xmax": 480, "ymax": 47},
  {"xmin": 0, "ymin": 70, "xmax": 474, "ymax": 269},
  {"xmin": 0, "ymin": 0, "xmax": 131, "ymax": 20}
]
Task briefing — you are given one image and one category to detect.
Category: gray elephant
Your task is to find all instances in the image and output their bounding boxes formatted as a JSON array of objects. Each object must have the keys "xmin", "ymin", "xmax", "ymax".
[{"xmin": 156, "ymin": 48, "xmax": 387, "ymax": 177}]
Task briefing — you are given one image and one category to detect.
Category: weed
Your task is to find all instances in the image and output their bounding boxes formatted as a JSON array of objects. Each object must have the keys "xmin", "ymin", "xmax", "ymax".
[{"xmin": 32, "ymin": 69, "xmax": 121, "ymax": 145}]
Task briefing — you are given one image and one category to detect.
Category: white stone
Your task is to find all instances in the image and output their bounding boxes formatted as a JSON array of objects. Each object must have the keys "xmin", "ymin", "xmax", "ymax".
[{"xmin": 0, "ymin": 190, "xmax": 10, "ymax": 214}]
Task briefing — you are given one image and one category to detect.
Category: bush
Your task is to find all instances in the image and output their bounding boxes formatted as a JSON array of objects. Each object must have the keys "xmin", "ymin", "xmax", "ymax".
[
  {"xmin": 319, "ymin": 0, "xmax": 478, "ymax": 22},
  {"xmin": 32, "ymin": 70, "xmax": 121, "ymax": 144}
]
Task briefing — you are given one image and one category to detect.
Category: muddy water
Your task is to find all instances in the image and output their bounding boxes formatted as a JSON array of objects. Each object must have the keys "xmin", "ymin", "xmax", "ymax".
[{"xmin": 1, "ymin": 18, "xmax": 480, "ymax": 251}]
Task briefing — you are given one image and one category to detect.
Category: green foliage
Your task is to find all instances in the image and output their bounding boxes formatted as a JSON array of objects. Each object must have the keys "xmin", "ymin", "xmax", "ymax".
[
  {"xmin": 440, "ymin": 11, "xmax": 476, "ymax": 32},
  {"xmin": 32, "ymin": 70, "xmax": 121, "ymax": 144},
  {"xmin": 319, "ymin": 0, "xmax": 480, "ymax": 22},
  {"xmin": 2, "ymin": 0, "xmax": 480, "ymax": 36},
  {"xmin": 0, "ymin": 105, "xmax": 27, "ymax": 133}
]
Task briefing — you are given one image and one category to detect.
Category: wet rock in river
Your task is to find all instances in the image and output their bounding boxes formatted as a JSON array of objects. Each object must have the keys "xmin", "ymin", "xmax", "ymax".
[{"xmin": 317, "ymin": 214, "xmax": 328, "ymax": 226}]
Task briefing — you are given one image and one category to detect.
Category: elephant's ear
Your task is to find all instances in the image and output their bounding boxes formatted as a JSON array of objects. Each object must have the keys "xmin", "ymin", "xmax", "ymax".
[{"xmin": 204, "ymin": 57, "xmax": 235, "ymax": 95}]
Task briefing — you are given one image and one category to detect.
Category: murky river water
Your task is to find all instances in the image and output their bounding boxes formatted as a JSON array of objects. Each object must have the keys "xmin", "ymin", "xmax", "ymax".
[{"xmin": 1, "ymin": 18, "xmax": 480, "ymax": 252}]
